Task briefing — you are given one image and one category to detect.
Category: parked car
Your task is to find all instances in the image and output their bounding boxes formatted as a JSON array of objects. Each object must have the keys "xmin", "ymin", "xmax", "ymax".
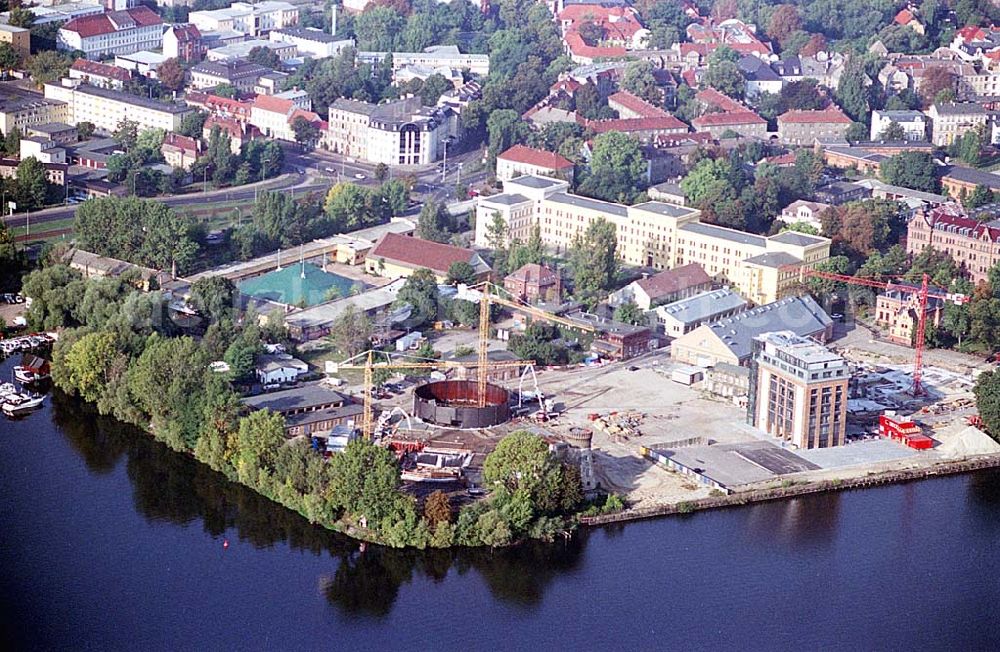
[{"xmin": 354, "ymin": 173, "xmax": 366, "ymax": 180}]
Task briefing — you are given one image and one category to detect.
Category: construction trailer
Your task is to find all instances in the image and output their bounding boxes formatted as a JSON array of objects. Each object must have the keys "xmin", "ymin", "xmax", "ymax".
[{"xmin": 879, "ymin": 413, "xmax": 935, "ymax": 450}]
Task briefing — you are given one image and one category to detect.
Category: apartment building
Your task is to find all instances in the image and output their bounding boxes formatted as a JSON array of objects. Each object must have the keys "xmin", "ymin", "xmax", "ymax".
[
  {"xmin": 777, "ymin": 108, "xmax": 852, "ymax": 146},
  {"xmin": 777, "ymin": 200, "xmax": 831, "ymax": 231},
  {"xmin": 44, "ymin": 82, "xmax": 193, "ymax": 134},
  {"xmin": 162, "ymin": 23, "xmax": 206, "ymax": 63},
  {"xmin": 748, "ymin": 331, "xmax": 848, "ymax": 449},
  {"xmin": 0, "ymin": 92, "xmax": 69, "ymax": 137},
  {"xmin": 476, "ymin": 176, "xmax": 831, "ymax": 306},
  {"xmin": 57, "ymin": 6, "xmax": 164, "ymax": 59},
  {"xmin": 496, "ymin": 144, "xmax": 574, "ymax": 182},
  {"xmin": 926, "ymin": 102, "xmax": 989, "ymax": 146},
  {"xmin": 327, "ymin": 96, "xmax": 455, "ymax": 166},
  {"xmin": 356, "ymin": 45, "xmax": 490, "ymax": 77},
  {"xmin": 250, "ymin": 91, "xmax": 317, "ymax": 142},
  {"xmin": 69, "ymin": 59, "xmax": 132, "ymax": 89},
  {"xmin": 906, "ymin": 202, "xmax": 1000, "ymax": 284},
  {"xmin": 875, "ymin": 282, "xmax": 945, "ymax": 346},
  {"xmin": 189, "ymin": 1, "xmax": 299, "ymax": 38}
]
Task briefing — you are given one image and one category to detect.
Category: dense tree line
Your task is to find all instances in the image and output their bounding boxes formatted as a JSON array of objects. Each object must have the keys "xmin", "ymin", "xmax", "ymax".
[{"xmin": 29, "ymin": 263, "xmax": 588, "ymax": 547}]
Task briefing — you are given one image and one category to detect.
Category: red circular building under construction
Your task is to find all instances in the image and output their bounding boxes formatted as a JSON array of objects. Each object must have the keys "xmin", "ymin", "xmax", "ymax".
[{"xmin": 412, "ymin": 380, "xmax": 511, "ymax": 429}]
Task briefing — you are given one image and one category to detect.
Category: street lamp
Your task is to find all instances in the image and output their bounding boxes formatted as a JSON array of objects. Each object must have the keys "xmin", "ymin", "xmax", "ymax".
[
  {"xmin": 255, "ymin": 156, "xmax": 270, "ymax": 201},
  {"xmin": 203, "ymin": 167, "xmax": 208, "ymax": 194}
]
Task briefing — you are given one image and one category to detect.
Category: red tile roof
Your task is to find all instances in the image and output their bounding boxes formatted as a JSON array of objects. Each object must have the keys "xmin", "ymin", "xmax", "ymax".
[
  {"xmin": 70, "ymin": 59, "xmax": 132, "ymax": 82},
  {"xmin": 564, "ymin": 32, "xmax": 627, "ymax": 59},
  {"xmin": 171, "ymin": 23, "xmax": 202, "ymax": 42},
  {"xmin": 253, "ymin": 94, "xmax": 294, "ymax": 115},
  {"xmin": 62, "ymin": 6, "xmax": 162, "ymax": 38},
  {"xmin": 695, "ymin": 88, "xmax": 746, "ymax": 113},
  {"xmin": 607, "ymin": 90, "xmax": 669, "ymax": 118},
  {"xmin": 777, "ymin": 108, "xmax": 852, "ymax": 124},
  {"xmin": 635, "ymin": 263, "xmax": 711, "ymax": 300},
  {"xmin": 582, "ymin": 115, "xmax": 689, "ymax": 134},
  {"xmin": 289, "ymin": 108, "xmax": 322, "ymax": 124},
  {"xmin": 370, "ymin": 233, "xmax": 484, "ymax": 276},
  {"xmin": 692, "ymin": 111, "xmax": 766, "ymax": 127},
  {"xmin": 162, "ymin": 132, "xmax": 199, "ymax": 155},
  {"xmin": 186, "ymin": 92, "xmax": 252, "ymax": 118},
  {"xmin": 497, "ymin": 144, "xmax": 574, "ymax": 170},
  {"xmin": 505, "ymin": 263, "xmax": 560, "ymax": 286},
  {"xmin": 894, "ymin": 9, "xmax": 916, "ymax": 25}
]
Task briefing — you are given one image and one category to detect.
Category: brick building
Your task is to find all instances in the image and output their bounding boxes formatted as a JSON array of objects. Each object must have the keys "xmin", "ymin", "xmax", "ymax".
[
  {"xmin": 503, "ymin": 263, "xmax": 562, "ymax": 304},
  {"xmin": 777, "ymin": 108, "xmax": 852, "ymax": 145},
  {"xmin": 906, "ymin": 203, "xmax": 1000, "ymax": 284}
]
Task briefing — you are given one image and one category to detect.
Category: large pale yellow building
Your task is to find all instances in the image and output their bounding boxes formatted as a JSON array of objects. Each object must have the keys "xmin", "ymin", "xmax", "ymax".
[{"xmin": 475, "ymin": 176, "xmax": 831, "ymax": 305}]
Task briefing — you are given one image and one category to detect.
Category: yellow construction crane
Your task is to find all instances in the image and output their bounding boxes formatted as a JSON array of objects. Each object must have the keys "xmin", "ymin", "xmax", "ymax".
[
  {"xmin": 475, "ymin": 282, "xmax": 596, "ymax": 407},
  {"xmin": 330, "ymin": 350, "xmax": 528, "ymax": 438}
]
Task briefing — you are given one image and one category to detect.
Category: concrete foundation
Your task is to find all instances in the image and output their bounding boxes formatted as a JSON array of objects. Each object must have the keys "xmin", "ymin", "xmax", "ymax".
[{"xmin": 413, "ymin": 380, "xmax": 511, "ymax": 428}]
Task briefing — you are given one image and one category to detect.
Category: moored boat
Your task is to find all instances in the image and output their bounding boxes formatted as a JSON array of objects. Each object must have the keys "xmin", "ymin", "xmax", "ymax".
[{"xmin": 2, "ymin": 392, "xmax": 45, "ymax": 415}]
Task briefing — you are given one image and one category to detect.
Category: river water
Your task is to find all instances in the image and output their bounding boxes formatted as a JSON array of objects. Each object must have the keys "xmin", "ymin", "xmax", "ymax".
[{"xmin": 2, "ymin": 358, "xmax": 1000, "ymax": 650}]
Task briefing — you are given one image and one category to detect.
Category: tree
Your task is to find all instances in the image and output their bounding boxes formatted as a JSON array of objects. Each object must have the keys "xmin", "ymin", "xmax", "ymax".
[
  {"xmin": 702, "ymin": 59, "xmax": 745, "ymax": 99},
  {"xmin": 157, "ymin": 57, "xmax": 186, "ymax": 92},
  {"xmin": 836, "ymin": 57, "xmax": 870, "ymax": 122},
  {"xmin": 768, "ymin": 4, "xmax": 802, "ymax": 47},
  {"xmin": 190, "ymin": 276, "xmax": 236, "ymax": 323},
  {"xmin": 974, "ymin": 370, "xmax": 1000, "ymax": 442},
  {"xmin": 614, "ymin": 300, "xmax": 644, "ymax": 326},
  {"xmin": 26, "ymin": 50, "xmax": 73, "ymax": 87},
  {"xmin": 77, "ymin": 121, "xmax": 95, "ymax": 141},
  {"xmin": 569, "ymin": 217, "xmax": 618, "ymax": 308},
  {"xmin": 620, "ymin": 60, "xmax": 661, "ymax": 105},
  {"xmin": 354, "ymin": 6, "xmax": 404, "ymax": 51},
  {"xmin": 483, "ymin": 431, "xmax": 554, "ymax": 496},
  {"xmin": 577, "ymin": 131, "xmax": 647, "ymax": 203},
  {"xmin": 113, "ymin": 118, "xmax": 139, "ymax": 153},
  {"xmin": 487, "ymin": 109, "xmax": 528, "ymax": 167},
  {"xmin": 15, "ymin": 157, "xmax": 49, "ymax": 211},
  {"xmin": 291, "ymin": 115, "xmax": 320, "ymax": 149},
  {"xmin": 878, "ymin": 121, "xmax": 906, "ymax": 141},
  {"xmin": 235, "ymin": 409, "xmax": 286, "ymax": 482},
  {"xmin": 248, "ymin": 46, "xmax": 282, "ymax": 69},
  {"xmin": 416, "ymin": 200, "xmax": 449, "ymax": 242},
  {"xmin": 61, "ymin": 331, "xmax": 120, "ymax": 404},
  {"xmin": 329, "ymin": 304, "xmax": 372, "ymax": 356},
  {"xmin": 393, "ymin": 267, "xmax": 438, "ymax": 326},
  {"xmin": 881, "ymin": 151, "xmax": 940, "ymax": 193},
  {"xmin": 921, "ymin": 67, "xmax": 956, "ymax": 106},
  {"xmin": 374, "ymin": 163, "xmax": 389, "ymax": 183},
  {"xmin": 179, "ymin": 111, "xmax": 207, "ymax": 138},
  {"xmin": 0, "ymin": 42, "xmax": 21, "ymax": 74},
  {"xmin": 446, "ymin": 261, "xmax": 476, "ymax": 286},
  {"xmin": 327, "ymin": 439, "xmax": 403, "ymax": 524},
  {"xmin": 8, "ymin": 7, "xmax": 34, "ymax": 29},
  {"xmin": 966, "ymin": 184, "xmax": 995, "ymax": 210},
  {"xmin": 424, "ymin": 490, "xmax": 452, "ymax": 525},
  {"xmin": 419, "ymin": 73, "xmax": 452, "ymax": 106}
]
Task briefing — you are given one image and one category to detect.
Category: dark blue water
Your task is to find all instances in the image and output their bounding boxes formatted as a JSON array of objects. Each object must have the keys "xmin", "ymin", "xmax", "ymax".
[{"xmin": 2, "ymin": 358, "xmax": 1000, "ymax": 650}]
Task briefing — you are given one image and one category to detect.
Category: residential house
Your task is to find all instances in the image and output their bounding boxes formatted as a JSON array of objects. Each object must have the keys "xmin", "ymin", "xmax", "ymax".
[
  {"xmin": 685, "ymin": 18, "xmax": 771, "ymax": 57},
  {"xmin": 737, "ymin": 55, "xmax": 783, "ymax": 99},
  {"xmin": 162, "ymin": 23, "xmax": 206, "ymax": 62},
  {"xmin": 653, "ymin": 287, "xmax": 748, "ymax": 338},
  {"xmin": 504, "ymin": 263, "xmax": 562, "ymax": 304},
  {"xmin": 777, "ymin": 108, "xmax": 852, "ymax": 146},
  {"xmin": 608, "ymin": 263, "xmax": 712, "ymax": 311},
  {"xmin": 203, "ymin": 115, "xmax": 258, "ymax": 153},
  {"xmin": 161, "ymin": 133, "xmax": 200, "ymax": 170},
  {"xmin": 875, "ymin": 282, "xmax": 944, "ymax": 346},
  {"xmin": 670, "ymin": 295, "xmax": 833, "ymax": 366},
  {"xmin": 185, "ymin": 92, "xmax": 253, "ymax": 123},
  {"xmin": 777, "ymin": 200, "xmax": 831, "ymax": 231},
  {"xmin": 69, "ymin": 59, "xmax": 132, "ymax": 89},
  {"xmin": 894, "ymin": 8, "xmax": 925, "ymax": 35},
  {"xmin": 20, "ymin": 136, "xmax": 66, "ymax": 164},
  {"xmin": 57, "ymin": 7, "xmax": 164, "ymax": 59},
  {"xmin": 869, "ymin": 110, "xmax": 929, "ymax": 141},
  {"xmin": 250, "ymin": 91, "xmax": 316, "ymax": 142},
  {"xmin": 254, "ymin": 353, "xmax": 309, "ymax": 386},
  {"xmin": 496, "ymin": 144, "xmax": 575, "ymax": 182},
  {"xmin": 365, "ymin": 232, "xmax": 491, "ymax": 283},
  {"xmin": 926, "ymin": 102, "xmax": 989, "ymax": 146},
  {"xmin": 558, "ymin": 4, "xmax": 649, "ymax": 64},
  {"xmin": 648, "ymin": 181, "xmax": 687, "ymax": 205}
]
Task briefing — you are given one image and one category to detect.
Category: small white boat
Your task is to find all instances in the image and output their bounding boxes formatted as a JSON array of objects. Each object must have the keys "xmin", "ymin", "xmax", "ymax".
[
  {"xmin": 0, "ymin": 382, "xmax": 16, "ymax": 398},
  {"xmin": 2, "ymin": 393, "xmax": 45, "ymax": 415}
]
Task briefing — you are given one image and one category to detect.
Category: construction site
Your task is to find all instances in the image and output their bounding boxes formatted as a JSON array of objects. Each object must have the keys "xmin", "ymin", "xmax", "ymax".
[{"xmin": 320, "ymin": 278, "xmax": 1000, "ymax": 517}]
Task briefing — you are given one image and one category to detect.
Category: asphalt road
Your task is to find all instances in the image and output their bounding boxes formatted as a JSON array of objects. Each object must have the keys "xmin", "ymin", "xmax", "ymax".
[{"xmin": 4, "ymin": 143, "xmax": 490, "ymax": 234}]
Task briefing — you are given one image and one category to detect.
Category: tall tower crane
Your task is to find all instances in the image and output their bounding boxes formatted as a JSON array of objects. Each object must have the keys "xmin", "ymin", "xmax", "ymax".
[
  {"xmin": 786, "ymin": 268, "xmax": 969, "ymax": 396},
  {"xmin": 475, "ymin": 282, "xmax": 596, "ymax": 407}
]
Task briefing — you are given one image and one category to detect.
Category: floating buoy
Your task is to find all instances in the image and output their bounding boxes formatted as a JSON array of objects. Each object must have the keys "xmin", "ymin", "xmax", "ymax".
[{"xmin": 223, "ymin": 539, "xmax": 229, "ymax": 549}]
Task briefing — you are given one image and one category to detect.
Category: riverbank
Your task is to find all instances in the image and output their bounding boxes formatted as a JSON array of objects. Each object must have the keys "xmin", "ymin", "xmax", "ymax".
[{"xmin": 580, "ymin": 453, "xmax": 1000, "ymax": 525}]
